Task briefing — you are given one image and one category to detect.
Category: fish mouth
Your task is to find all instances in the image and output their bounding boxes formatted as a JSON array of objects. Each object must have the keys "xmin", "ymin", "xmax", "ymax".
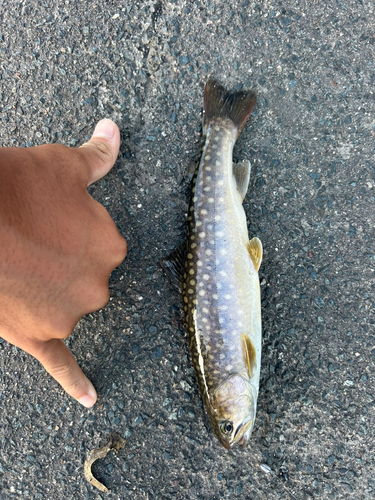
[
  {"xmin": 220, "ymin": 418, "xmax": 254, "ymax": 449},
  {"xmin": 232, "ymin": 418, "xmax": 254, "ymax": 447}
]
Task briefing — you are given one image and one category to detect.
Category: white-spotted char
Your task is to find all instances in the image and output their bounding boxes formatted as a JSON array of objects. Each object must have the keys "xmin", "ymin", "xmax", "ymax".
[
  {"xmin": 163, "ymin": 78, "xmax": 261, "ymax": 449},
  {"xmin": 182, "ymin": 78, "xmax": 261, "ymax": 449}
]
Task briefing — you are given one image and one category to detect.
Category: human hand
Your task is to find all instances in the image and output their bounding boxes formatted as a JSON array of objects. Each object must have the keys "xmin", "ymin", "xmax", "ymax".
[{"xmin": 0, "ymin": 119, "xmax": 127, "ymax": 407}]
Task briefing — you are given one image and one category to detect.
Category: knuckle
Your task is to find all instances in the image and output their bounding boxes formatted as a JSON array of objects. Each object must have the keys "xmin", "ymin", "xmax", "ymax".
[
  {"xmin": 48, "ymin": 360, "xmax": 74, "ymax": 379},
  {"xmin": 63, "ymin": 378, "xmax": 83, "ymax": 394},
  {"xmin": 91, "ymin": 285, "xmax": 110, "ymax": 311},
  {"xmin": 112, "ymin": 234, "xmax": 127, "ymax": 266},
  {"xmin": 94, "ymin": 140, "xmax": 113, "ymax": 159},
  {"xmin": 84, "ymin": 140, "xmax": 113, "ymax": 162},
  {"xmin": 94, "ymin": 206, "xmax": 127, "ymax": 266}
]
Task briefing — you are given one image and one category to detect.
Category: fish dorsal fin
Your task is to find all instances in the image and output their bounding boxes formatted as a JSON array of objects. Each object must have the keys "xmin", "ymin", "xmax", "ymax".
[
  {"xmin": 233, "ymin": 160, "xmax": 251, "ymax": 201},
  {"xmin": 247, "ymin": 237, "xmax": 262, "ymax": 272},
  {"xmin": 242, "ymin": 334, "xmax": 257, "ymax": 379},
  {"xmin": 161, "ymin": 242, "xmax": 187, "ymax": 291}
]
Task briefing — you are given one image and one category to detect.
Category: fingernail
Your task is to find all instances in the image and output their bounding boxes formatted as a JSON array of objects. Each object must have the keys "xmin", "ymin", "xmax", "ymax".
[
  {"xmin": 92, "ymin": 119, "xmax": 116, "ymax": 140},
  {"xmin": 78, "ymin": 384, "xmax": 97, "ymax": 408}
]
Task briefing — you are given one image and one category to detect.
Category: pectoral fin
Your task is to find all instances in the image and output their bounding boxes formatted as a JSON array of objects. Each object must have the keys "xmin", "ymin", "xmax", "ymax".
[
  {"xmin": 247, "ymin": 237, "xmax": 262, "ymax": 272},
  {"xmin": 161, "ymin": 242, "xmax": 187, "ymax": 291},
  {"xmin": 233, "ymin": 161, "xmax": 251, "ymax": 201},
  {"xmin": 242, "ymin": 334, "xmax": 257, "ymax": 379}
]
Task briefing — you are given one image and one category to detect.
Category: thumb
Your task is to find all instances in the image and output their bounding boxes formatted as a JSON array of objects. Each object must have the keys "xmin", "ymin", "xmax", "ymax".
[
  {"xmin": 27, "ymin": 339, "xmax": 97, "ymax": 408},
  {"xmin": 79, "ymin": 119, "xmax": 121, "ymax": 186}
]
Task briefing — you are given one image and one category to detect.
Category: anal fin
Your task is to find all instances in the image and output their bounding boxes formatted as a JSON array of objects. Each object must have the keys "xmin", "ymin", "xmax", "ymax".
[
  {"xmin": 233, "ymin": 160, "xmax": 251, "ymax": 201},
  {"xmin": 247, "ymin": 237, "xmax": 262, "ymax": 272}
]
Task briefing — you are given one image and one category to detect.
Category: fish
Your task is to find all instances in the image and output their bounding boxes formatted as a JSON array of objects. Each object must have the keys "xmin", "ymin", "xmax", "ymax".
[{"xmin": 164, "ymin": 77, "xmax": 262, "ymax": 449}]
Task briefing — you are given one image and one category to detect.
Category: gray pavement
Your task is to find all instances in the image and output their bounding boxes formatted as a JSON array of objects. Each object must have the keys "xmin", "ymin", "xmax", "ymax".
[{"xmin": 1, "ymin": 1, "xmax": 375, "ymax": 499}]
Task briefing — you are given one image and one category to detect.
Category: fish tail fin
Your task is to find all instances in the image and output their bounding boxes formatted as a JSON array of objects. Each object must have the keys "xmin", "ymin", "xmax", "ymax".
[{"xmin": 203, "ymin": 77, "xmax": 256, "ymax": 137}]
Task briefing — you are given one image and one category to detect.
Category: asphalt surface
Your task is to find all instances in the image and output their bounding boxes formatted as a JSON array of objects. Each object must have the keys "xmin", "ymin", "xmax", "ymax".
[{"xmin": 1, "ymin": 1, "xmax": 374, "ymax": 499}]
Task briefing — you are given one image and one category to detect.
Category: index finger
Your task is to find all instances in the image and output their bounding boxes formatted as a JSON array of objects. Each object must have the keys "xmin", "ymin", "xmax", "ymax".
[{"xmin": 23, "ymin": 338, "xmax": 97, "ymax": 407}]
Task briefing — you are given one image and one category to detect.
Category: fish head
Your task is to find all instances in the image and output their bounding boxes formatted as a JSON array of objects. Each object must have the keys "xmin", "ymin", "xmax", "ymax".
[{"xmin": 211, "ymin": 373, "xmax": 257, "ymax": 449}]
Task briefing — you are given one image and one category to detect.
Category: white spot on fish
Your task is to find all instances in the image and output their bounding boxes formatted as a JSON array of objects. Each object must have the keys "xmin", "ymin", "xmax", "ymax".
[
  {"xmin": 206, "ymin": 176, "xmax": 212, "ymax": 181},
  {"xmin": 205, "ymin": 249, "xmax": 212, "ymax": 256},
  {"xmin": 193, "ymin": 196, "xmax": 198, "ymax": 202},
  {"xmin": 217, "ymin": 180, "xmax": 224, "ymax": 187},
  {"xmin": 205, "ymin": 155, "xmax": 211, "ymax": 160},
  {"xmin": 212, "ymin": 294, "xmax": 218, "ymax": 300},
  {"xmin": 219, "ymin": 270, "xmax": 227, "ymax": 277},
  {"xmin": 190, "ymin": 280, "xmax": 195, "ymax": 286},
  {"xmin": 197, "ymin": 260, "xmax": 203, "ymax": 266},
  {"xmin": 215, "ymin": 126, "xmax": 221, "ymax": 132},
  {"xmin": 203, "ymin": 186, "xmax": 211, "ymax": 192},
  {"xmin": 219, "ymin": 197, "xmax": 224, "ymax": 202},
  {"xmin": 199, "ymin": 232, "xmax": 206, "ymax": 238},
  {"xmin": 188, "ymin": 289, "xmax": 194, "ymax": 294},
  {"xmin": 203, "ymin": 274, "xmax": 209, "ymax": 280},
  {"xmin": 216, "ymin": 231, "xmax": 224, "ymax": 237},
  {"xmin": 187, "ymin": 253, "xmax": 193, "ymax": 259},
  {"xmin": 237, "ymin": 321, "xmax": 243, "ymax": 327},
  {"xmin": 199, "ymin": 289, "xmax": 205, "ymax": 296},
  {"xmin": 202, "ymin": 307, "xmax": 209, "ymax": 313},
  {"xmin": 219, "ymin": 248, "xmax": 227, "ymax": 256},
  {"xmin": 217, "ymin": 283, "xmax": 222, "ymax": 290},
  {"xmin": 215, "ymin": 214, "xmax": 221, "ymax": 221},
  {"xmin": 200, "ymin": 209, "xmax": 208, "ymax": 215},
  {"xmin": 191, "ymin": 242, "xmax": 197, "ymax": 249},
  {"xmin": 224, "ymin": 294, "xmax": 231, "ymax": 300},
  {"xmin": 215, "ymin": 160, "xmax": 221, "ymax": 167},
  {"xmin": 205, "ymin": 166, "xmax": 212, "ymax": 171},
  {"xmin": 208, "ymin": 198, "xmax": 215, "ymax": 203},
  {"xmin": 196, "ymin": 220, "xmax": 202, "ymax": 227}
]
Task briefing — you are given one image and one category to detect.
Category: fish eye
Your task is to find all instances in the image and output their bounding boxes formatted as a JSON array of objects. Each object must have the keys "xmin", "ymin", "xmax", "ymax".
[{"xmin": 220, "ymin": 421, "xmax": 233, "ymax": 435}]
